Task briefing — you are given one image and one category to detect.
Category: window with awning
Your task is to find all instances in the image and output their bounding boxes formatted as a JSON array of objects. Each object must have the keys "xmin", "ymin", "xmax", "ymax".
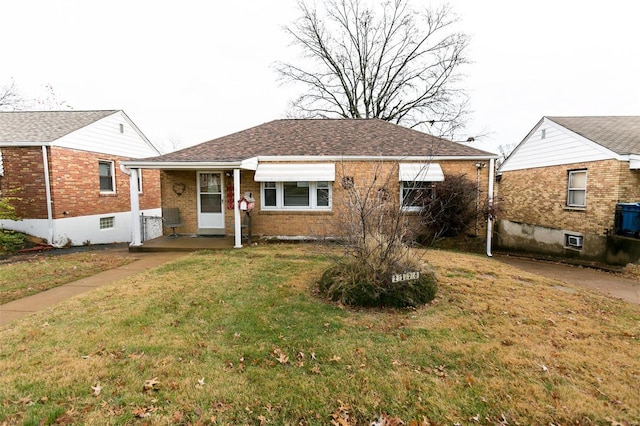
[
  {"xmin": 398, "ymin": 163, "xmax": 444, "ymax": 182},
  {"xmin": 256, "ymin": 163, "xmax": 334, "ymax": 210},
  {"xmin": 399, "ymin": 163, "xmax": 444, "ymax": 210},
  {"xmin": 254, "ymin": 163, "xmax": 335, "ymax": 182}
]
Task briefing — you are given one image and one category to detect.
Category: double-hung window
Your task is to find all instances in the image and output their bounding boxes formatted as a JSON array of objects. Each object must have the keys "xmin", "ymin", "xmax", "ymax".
[
  {"xmin": 401, "ymin": 181, "xmax": 435, "ymax": 210},
  {"xmin": 399, "ymin": 163, "xmax": 444, "ymax": 211},
  {"xmin": 99, "ymin": 160, "xmax": 115, "ymax": 193},
  {"xmin": 567, "ymin": 169, "xmax": 587, "ymax": 208},
  {"xmin": 262, "ymin": 181, "xmax": 331, "ymax": 210}
]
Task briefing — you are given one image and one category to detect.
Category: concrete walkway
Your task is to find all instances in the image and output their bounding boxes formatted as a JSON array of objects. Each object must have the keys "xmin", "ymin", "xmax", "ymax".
[
  {"xmin": 0, "ymin": 250, "xmax": 187, "ymax": 326},
  {"xmin": 496, "ymin": 255, "xmax": 640, "ymax": 305}
]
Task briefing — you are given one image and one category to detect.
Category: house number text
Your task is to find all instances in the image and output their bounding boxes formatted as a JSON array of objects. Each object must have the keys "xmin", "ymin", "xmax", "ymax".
[{"xmin": 391, "ymin": 271, "xmax": 420, "ymax": 283}]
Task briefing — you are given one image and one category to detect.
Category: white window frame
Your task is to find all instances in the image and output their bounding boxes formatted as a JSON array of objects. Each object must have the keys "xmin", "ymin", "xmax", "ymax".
[
  {"xmin": 401, "ymin": 180, "xmax": 435, "ymax": 212},
  {"xmin": 99, "ymin": 216, "xmax": 115, "ymax": 229},
  {"xmin": 99, "ymin": 160, "xmax": 116, "ymax": 194},
  {"xmin": 567, "ymin": 169, "xmax": 587, "ymax": 208},
  {"xmin": 260, "ymin": 181, "xmax": 332, "ymax": 211}
]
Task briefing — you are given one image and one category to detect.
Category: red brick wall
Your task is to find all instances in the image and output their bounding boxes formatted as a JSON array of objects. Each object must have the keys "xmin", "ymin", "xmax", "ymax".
[
  {"xmin": 0, "ymin": 146, "xmax": 160, "ymax": 220},
  {"xmin": 0, "ymin": 147, "xmax": 48, "ymax": 218}
]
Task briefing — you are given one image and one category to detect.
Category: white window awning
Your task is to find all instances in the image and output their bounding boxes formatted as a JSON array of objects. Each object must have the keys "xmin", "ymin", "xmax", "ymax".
[
  {"xmin": 254, "ymin": 163, "xmax": 336, "ymax": 182},
  {"xmin": 399, "ymin": 163, "xmax": 444, "ymax": 182}
]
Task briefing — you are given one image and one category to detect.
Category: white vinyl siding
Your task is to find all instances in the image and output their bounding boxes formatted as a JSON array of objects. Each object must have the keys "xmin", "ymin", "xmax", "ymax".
[
  {"xmin": 54, "ymin": 111, "xmax": 159, "ymax": 158},
  {"xmin": 500, "ymin": 118, "xmax": 616, "ymax": 172}
]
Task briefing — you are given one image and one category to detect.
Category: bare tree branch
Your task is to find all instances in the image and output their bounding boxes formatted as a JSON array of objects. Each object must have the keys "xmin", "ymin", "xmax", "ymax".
[{"xmin": 276, "ymin": 0, "xmax": 470, "ymax": 136}]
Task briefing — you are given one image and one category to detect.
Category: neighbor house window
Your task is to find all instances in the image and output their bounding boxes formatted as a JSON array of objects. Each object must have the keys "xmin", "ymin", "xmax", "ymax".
[
  {"xmin": 401, "ymin": 181, "xmax": 435, "ymax": 211},
  {"xmin": 100, "ymin": 216, "xmax": 115, "ymax": 229},
  {"xmin": 567, "ymin": 169, "xmax": 587, "ymax": 207},
  {"xmin": 99, "ymin": 160, "xmax": 115, "ymax": 193},
  {"xmin": 261, "ymin": 181, "xmax": 332, "ymax": 210}
]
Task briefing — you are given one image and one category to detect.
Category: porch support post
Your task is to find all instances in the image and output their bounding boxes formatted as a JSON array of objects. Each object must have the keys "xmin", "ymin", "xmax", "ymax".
[
  {"xmin": 233, "ymin": 168, "xmax": 242, "ymax": 248},
  {"xmin": 129, "ymin": 168, "xmax": 142, "ymax": 246}
]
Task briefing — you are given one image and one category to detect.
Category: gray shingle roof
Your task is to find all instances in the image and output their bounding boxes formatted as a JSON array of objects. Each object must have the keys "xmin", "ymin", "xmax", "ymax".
[
  {"xmin": 0, "ymin": 110, "xmax": 117, "ymax": 143},
  {"xmin": 145, "ymin": 119, "xmax": 495, "ymax": 162},
  {"xmin": 547, "ymin": 116, "xmax": 640, "ymax": 155}
]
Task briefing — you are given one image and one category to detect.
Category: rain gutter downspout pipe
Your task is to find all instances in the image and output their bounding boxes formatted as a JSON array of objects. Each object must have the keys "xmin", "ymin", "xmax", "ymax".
[
  {"xmin": 42, "ymin": 146, "xmax": 54, "ymax": 245},
  {"xmin": 486, "ymin": 158, "xmax": 495, "ymax": 257}
]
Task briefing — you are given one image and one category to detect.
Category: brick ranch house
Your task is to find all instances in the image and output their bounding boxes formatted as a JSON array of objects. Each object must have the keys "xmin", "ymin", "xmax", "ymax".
[
  {"xmin": 497, "ymin": 116, "xmax": 640, "ymax": 265},
  {"xmin": 122, "ymin": 119, "xmax": 498, "ymax": 250},
  {"xmin": 0, "ymin": 110, "xmax": 162, "ymax": 247}
]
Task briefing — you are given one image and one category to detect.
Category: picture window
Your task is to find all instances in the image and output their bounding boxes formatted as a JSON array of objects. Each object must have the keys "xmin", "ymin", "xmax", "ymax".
[{"xmin": 261, "ymin": 181, "xmax": 332, "ymax": 210}]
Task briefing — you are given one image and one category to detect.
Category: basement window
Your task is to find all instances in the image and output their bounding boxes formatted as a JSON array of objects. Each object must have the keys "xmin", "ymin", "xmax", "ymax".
[{"xmin": 100, "ymin": 216, "xmax": 115, "ymax": 229}]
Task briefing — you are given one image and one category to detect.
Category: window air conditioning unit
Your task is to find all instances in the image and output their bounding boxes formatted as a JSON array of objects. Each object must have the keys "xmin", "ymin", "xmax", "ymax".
[{"xmin": 567, "ymin": 235, "xmax": 583, "ymax": 247}]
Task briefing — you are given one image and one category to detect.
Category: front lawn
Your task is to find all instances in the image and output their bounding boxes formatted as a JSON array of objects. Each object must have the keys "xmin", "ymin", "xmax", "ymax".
[
  {"xmin": 0, "ymin": 251, "xmax": 135, "ymax": 304},
  {"xmin": 0, "ymin": 245, "xmax": 638, "ymax": 425}
]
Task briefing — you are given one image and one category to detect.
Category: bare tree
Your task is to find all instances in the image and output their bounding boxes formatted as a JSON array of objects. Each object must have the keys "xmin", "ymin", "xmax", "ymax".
[
  {"xmin": 0, "ymin": 80, "xmax": 70, "ymax": 111},
  {"xmin": 0, "ymin": 80, "xmax": 27, "ymax": 111},
  {"xmin": 277, "ymin": 0, "xmax": 470, "ymax": 136}
]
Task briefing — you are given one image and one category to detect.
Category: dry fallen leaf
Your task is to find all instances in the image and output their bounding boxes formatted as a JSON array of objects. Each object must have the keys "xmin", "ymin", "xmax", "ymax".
[
  {"xmin": 143, "ymin": 377, "xmax": 159, "ymax": 392},
  {"xmin": 91, "ymin": 383, "xmax": 102, "ymax": 397}
]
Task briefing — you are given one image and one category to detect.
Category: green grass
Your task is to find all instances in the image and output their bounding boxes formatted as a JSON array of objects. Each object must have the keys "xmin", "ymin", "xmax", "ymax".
[
  {"xmin": 0, "ymin": 251, "xmax": 135, "ymax": 304},
  {"xmin": 0, "ymin": 245, "xmax": 639, "ymax": 425}
]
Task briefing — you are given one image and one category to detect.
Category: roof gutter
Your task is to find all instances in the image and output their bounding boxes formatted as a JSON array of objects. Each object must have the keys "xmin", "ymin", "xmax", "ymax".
[{"xmin": 121, "ymin": 155, "xmax": 499, "ymax": 169}]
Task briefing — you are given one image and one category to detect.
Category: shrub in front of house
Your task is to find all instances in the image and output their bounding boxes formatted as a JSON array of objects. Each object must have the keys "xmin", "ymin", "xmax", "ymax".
[
  {"xmin": 0, "ymin": 230, "xmax": 26, "ymax": 255},
  {"xmin": 318, "ymin": 261, "xmax": 437, "ymax": 308}
]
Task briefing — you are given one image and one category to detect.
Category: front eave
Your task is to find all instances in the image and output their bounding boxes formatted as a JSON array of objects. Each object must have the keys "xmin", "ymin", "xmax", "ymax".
[{"xmin": 122, "ymin": 154, "xmax": 499, "ymax": 170}]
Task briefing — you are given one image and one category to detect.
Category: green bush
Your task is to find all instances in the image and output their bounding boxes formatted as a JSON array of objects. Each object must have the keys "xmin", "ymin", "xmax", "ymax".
[
  {"xmin": 318, "ymin": 261, "xmax": 437, "ymax": 308},
  {"xmin": 0, "ymin": 230, "xmax": 26, "ymax": 254}
]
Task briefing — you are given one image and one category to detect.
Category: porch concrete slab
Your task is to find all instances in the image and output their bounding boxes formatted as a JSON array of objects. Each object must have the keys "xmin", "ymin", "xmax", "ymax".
[
  {"xmin": 130, "ymin": 235, "xmax": 236, "ymax": 252},
  {"xmin": 0, "ymin": 251, "xmax": 187, "ymax": 327}
]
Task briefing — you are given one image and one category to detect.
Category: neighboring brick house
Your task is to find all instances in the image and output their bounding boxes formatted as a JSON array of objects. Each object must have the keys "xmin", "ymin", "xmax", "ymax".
[
  {"xmin": 0, "ymin": 110, "xmax": 162, "ymax": 247},
  {"xmin": 122, "ymin": 119, "xmax": 497, "ymax": 249},
  {"xmin": 497, "ymin": 116, "xmax": 640, "ymax": 265}
]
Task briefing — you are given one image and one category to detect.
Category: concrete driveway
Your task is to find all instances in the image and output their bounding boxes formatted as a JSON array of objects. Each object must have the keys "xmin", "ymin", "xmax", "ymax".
[{"xmin": 496, "ymin": 255, "xmax": 640, "ymax": 305}]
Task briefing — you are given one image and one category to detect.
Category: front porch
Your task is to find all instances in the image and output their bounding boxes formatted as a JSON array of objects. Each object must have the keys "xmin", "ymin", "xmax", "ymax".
[{"xmin": 129, "ymin": 235, "xmax": 237, "ymax": 252}]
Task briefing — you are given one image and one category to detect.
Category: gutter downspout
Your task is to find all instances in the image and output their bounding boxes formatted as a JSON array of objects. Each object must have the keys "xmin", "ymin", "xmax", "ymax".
[
  {"xmin": 42, "ymin": 146, "xmax": 54, "ymax": 245},
  {"xmin": 233, "ymin": 168, "xmax": 242, "ymax": 248},
  {"xmin": 120, "ymin": 164, "xmax": 142, "ymax": 246},
  {"xmin": 486, "ymin": 158, "xmax": 495, "ymax": 257}
]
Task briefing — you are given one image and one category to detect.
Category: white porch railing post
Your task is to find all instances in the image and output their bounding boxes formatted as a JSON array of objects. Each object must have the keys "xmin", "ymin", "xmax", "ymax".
[{"xmin": 233, "ymin": 168, "xmax": 242, "ymax": 248}]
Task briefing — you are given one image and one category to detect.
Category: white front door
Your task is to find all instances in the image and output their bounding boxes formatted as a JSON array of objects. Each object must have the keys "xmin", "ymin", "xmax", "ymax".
[{"xmin": 197, "ymin": 172, "xmax": 225, "ymax": 230}]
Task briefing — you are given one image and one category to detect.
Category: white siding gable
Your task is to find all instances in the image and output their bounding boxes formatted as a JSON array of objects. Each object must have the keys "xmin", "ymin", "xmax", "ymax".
[
  {"xmin": 53, "ymin": 111, "xmax": 160, "ymax": 158},
  {"xmin": 500, "ymin": 117, "xmax": 619, "ymax": 172}
]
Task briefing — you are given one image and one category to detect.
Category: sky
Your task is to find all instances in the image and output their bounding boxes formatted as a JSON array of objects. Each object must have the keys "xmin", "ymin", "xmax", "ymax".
[{"xmin": 2, "ymin": 0, "xmax": 639, "ymax": 155}]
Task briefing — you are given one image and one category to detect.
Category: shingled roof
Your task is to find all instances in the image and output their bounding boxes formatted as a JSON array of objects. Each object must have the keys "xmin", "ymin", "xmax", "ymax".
[
  {"xmin": 0, "ymin": 110, "xmax": 117, "ymax": 143},
  {"xmin": 143, "ymin": 119, "xmax": 495, "ymax": 163},
  {"xmin": 547, "ymin": 116, "xmax": 640, "ymax": 155}
]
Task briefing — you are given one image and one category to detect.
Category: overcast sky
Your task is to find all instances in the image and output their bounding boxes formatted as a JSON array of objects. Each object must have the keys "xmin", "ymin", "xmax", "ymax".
[{"xmin": 2, "ymin": 0, "xmax": 639, "ymax": 154}]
